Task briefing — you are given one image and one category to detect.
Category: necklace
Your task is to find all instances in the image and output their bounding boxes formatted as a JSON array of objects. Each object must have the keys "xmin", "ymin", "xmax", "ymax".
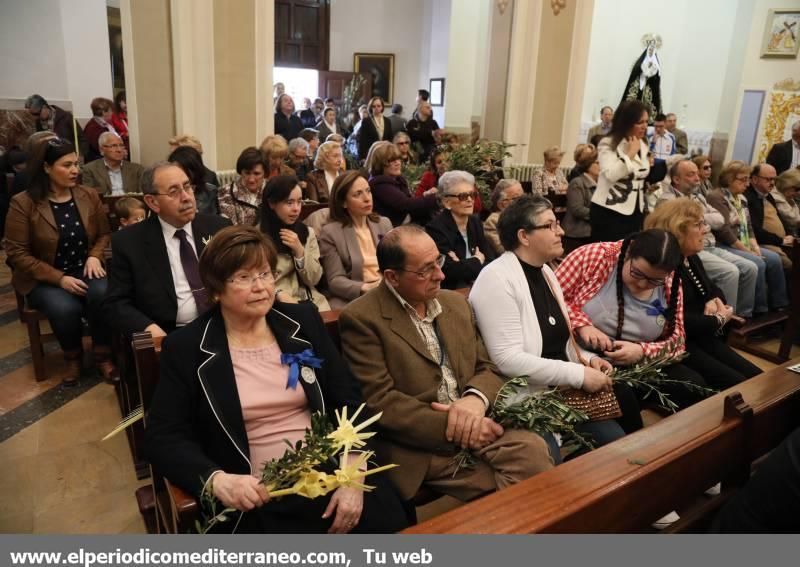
[{"xmin": 684, "ymin": 263, "xmax": 706, "ymax": 296}]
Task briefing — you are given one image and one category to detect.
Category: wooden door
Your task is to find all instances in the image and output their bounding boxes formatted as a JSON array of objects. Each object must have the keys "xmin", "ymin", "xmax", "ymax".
[{"xmin": 275, "ymin": 0, "xmax": 330, "ymax": 69}]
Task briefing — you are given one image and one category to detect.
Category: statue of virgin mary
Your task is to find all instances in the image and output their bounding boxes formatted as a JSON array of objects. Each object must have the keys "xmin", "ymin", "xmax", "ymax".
[{"xmin": 620, "ymin": 34, "xmax": 663, "ymax": 122}]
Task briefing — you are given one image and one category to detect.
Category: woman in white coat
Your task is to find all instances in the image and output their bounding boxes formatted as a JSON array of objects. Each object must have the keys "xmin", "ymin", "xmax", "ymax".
[
  {"xmin": 590, "ymin": 100, "xmax": 651, "ymax": 242},
  {"xmin": 469, "ymin": 195, "xmax": 631, "ymax": 451}
]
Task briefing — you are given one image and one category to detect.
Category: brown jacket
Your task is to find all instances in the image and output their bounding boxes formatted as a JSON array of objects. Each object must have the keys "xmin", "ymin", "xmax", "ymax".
[
  {"xmin": 304, "ymin": 169, "xmax": 333, "ymax": 203},
  {"xmin": 81, "ymin": 158, "xmax": 144, "ymax": 195},
  {"xmin": 318, "ymin": 216, "xmax": 393, "ymax": 309},
  {"xmin": 338, "ymin": 284, "xmax": 504, "ymax": 499},
  {"xmin": 5, "ymin": 185, "xmax": 111, "ymax": 294}
]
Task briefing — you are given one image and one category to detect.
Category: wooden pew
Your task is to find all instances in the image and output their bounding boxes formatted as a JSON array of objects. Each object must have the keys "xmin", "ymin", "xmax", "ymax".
[
  {"xmin": 778, "ymin": 241, "xmax": 800, "ymax": 362},
  {"xmin": 404, "ymin": 360, "xmax": 800, "ymax": 534}
]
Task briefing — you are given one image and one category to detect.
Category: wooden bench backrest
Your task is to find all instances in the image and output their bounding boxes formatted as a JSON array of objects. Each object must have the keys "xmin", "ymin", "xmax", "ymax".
[{"xmin": 404, "ymin": 362, "xmax": 800, "ymax": 533}]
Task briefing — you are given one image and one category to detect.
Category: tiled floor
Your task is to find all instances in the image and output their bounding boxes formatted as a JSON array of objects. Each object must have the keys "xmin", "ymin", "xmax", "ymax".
[{"xmin": 0, "ymin": 250, "xmax": 796, "ymax": 533}]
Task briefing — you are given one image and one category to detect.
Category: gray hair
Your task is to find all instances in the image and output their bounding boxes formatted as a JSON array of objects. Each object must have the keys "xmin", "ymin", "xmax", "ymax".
[
  {"xmin": 140, "ymin": 161, "xmax": 178, "ymax": 195},
  {"xmin": 490, "ymin": 178, "xmax": 522, "ymax": 211},
  {"xmin": 288, "ymin": 137, "xmax": 309, "ymax": 154},
  {"xmin": 25, "ymin": 94, "xmax": 47, "ymax": 111},
  {"xmin": 437, "ymin": 170, "xmax": 475, "ymax": 197},
  {"xmin": 98, "ymin": 131, "xmax": 121, "ymax": 147}
]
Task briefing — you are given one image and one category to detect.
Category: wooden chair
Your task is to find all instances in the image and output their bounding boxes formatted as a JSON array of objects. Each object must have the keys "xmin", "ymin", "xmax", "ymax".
[
  {"xmin": 131, "ymin": 332, "xmax": 199, "ymax": 533},
  {"xmin": 404, "ymin": 361, "xmax": 800, "ymax": 534},
  {"xmin": 15, "ymin": 291, "xmax": 57, "ymax": 381}
]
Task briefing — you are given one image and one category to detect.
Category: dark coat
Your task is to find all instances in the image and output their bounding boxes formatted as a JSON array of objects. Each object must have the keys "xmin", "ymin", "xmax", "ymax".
[
  {"xmin": 357, "ymin": 116, "xmax": 393, "ymax": 160},
  {"xmin": 82, "ymin": 118, "xmax": 112, "ymax": 163},
  {"xmin": 103, "ymin": 213, "xmax": 231, "ymax": 337},
  {"xmin": 35, "ymin": 105, "xmax": 89, "ymax": 158},
  {"xmin": 274, "ymin": 112, "xmax": 304, "ymax": 141},
  {"xmin": 369, "ymin": 174, "xmax": 437, "ymax": 227},
  {"xmin": 676, "ymin": 254, "xmax": 725, "ymax": 342},
  {"xmin": 766, "ymin": 140, "xmax": 794, "ymax": 175},
  {"xmin": 425, "ymin": 210, "xmax": 496, "ymax": 289},
  {"xmin": 144, "ymin": 303, "xmax": 368, "ymax": 531},
  {"xmin": 744, "ymin": 185, "xmax": 784, "ymax": 246}
]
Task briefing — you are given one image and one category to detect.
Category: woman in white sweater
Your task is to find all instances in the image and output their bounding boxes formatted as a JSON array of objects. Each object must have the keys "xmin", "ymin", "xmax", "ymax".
[
  {"xmin": 469, "ymin": 195, "xmax": 630, "ymax": 449},
  {"xmin": 590, "ymin": 100, "xmax": 651, "ymax": 242}
]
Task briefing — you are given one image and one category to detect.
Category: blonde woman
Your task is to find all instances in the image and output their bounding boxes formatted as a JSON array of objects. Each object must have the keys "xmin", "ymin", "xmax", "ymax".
[
  {"xmin": 532, "ymin": 146, "xmax": 568, "ymax": 195},
  {"xmin": 260, "ymin": 135, "xmax": 295, "ymax": 179},
  {"xmin": 304, "ymin": 141, "xmax": 344, "ymax": 203}
]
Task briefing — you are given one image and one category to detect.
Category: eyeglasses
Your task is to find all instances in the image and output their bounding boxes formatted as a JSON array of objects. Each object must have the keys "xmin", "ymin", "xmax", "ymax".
[
  {"xmin": 102, "ymin": 143, "xmax": 125, "ymax": 149},
  {"xmin": 754, "ymin": 175, "xmax": 776, "ymax": 185},
  {"xmin": 628, "ymin": 263, "xmax": 665, "ymax": 286},
  {"xmin": 396, "ymin": 141, "xmax": 410, "ymax": 146},
  {"xmin": 155, "ymin": 182, "xmax": 195, "ymax": 199},
  {"xmin": 48, "ymin": 138, "xmax": 68, "ymax": 148},
  {"xmin": 702, "ymin": 165, "xmax": 712, "ymax": 170},
  {"xmin": 227, "ymin": 271, "xmax": 275, "ymax": 288},
  {"xmin": 396, "ymin": 254, "xmax": 446, "ymax": 280},
  {"xmin": 445, "ymin": 191, "xmax": 478, "ymax": 202},
  {"xmin": 530, "ymin": 219, "xmax": 561, "ymax": 232},
  {"xmin": 734, "ymin": 175, "xmax": 750, "ymax": 183}
]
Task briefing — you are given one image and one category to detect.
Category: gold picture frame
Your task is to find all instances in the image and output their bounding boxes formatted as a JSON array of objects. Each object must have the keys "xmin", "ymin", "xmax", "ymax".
[
  {"xmin": 353, "ymin": 53, "xmax": 395, "ymax": 105},
  {"xmin": 760, "ymin": 9, "xmax": 800, "ymax": 58}
]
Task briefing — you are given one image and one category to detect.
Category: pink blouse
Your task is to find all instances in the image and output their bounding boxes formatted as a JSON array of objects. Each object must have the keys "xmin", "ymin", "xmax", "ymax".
[{"xmin": 230, "ymin": 343, "xmax": 312, "ymax": 475}]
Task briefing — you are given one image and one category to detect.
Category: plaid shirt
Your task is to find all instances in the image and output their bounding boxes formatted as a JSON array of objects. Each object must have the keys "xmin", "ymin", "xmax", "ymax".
[
  {"xmin": 386, "ymin": 284, "xmax": 461, "ymax": 404},
  {"xmin": 554, "ymin": 241, "xmax": 685, "ymax": 359}
]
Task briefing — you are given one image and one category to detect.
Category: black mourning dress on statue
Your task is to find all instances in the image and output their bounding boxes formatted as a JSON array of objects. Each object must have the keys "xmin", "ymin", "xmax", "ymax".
[{"xmin": 620, "ymin": 46, "xmax": 662, "ymax": 121}]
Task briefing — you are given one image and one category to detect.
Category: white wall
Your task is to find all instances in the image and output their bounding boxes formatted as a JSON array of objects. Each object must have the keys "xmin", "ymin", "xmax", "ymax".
[
  {"xmin": 329, "ymin": 0, "xmax": 426, "ymax": 118},
  {"xmin": 581, "ymin": 0, "xmax": 742, "ymax": 133},
  {"xmin": 444, "ymin": 0, "xmax": 488, "ymax": 132},
  {"xmin": 0, "ymin": 0, "xmax": 112, "ymax": 119},
  {"xmin": 420, "ymin": 0, "xmax": 450, "ymax": 125},
  {"xmin": 728, "ymin": 0, "xmax": 800, "ymax": 160}
]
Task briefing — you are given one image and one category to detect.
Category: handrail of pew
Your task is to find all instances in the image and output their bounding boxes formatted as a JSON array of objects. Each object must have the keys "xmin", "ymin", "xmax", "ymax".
[{"xmin": 404, "ymin": 360, "xmax": 800, "ymax": 533}]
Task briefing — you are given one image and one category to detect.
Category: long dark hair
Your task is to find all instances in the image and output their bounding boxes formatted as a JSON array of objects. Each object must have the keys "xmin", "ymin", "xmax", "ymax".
[
  {"xmin": 614, "ymin": 228, "xmax": 682, "ymax": 340},
  {"xmin": 259, "ymin": 174, "xmax": 309, "ymax": 255},
  {"xmin": 26, "ymin": 137, "xmax": 76, "ymax": 202},
  {"xmin": 608, "ymin": 100, "xmax": 648, "ymax": 148},
  {"xmin": 168, "ymin": 146, "xmax": 206, "ymax": 189}
]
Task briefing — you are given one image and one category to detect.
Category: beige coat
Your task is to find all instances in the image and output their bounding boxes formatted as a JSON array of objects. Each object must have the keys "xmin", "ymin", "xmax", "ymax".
[
  {"xmin": 339, "ymin": 284, "xmax": 504, "ymax": 499},
  {"xmin": 274, "ymin": 228, "xmax": 330, "ymax": 311},
  {"xmin": 482, "ymin": 212, "xmax": 503, "ymax": 255},
  {"xmin": 318, "ymin": 216, "xmax": 393, "ymax": 309}
]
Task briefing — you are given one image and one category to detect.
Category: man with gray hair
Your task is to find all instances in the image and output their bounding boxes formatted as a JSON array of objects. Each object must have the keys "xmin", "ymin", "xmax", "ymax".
[
  {"xmin": 287, "ymin": 137, "xmax": 312, "ymax": 181},
  {"xmin": 655, "ymin": 159, "xmax": 758, "ymax": 317},
  {"xmin": 104, "ymin": 162, "xmax": 231, "ymax": 337},
  {"xmin": 665, "ymin": 112, "xmax": 688, "ymax": 155},
  {"xmin": 81, "ymin": 132, "xmax": 144, "ymax": 195},
  {"xmin": 766, "ymin": 120, "xmax": 800, "ymax": 174},
  {"xmin": 339, "ymin": 225, "xmax": 554, "ymax": 503},
  {"xmin": 25, "ymin": 94, "xmax": 88, "ymax": 157}
]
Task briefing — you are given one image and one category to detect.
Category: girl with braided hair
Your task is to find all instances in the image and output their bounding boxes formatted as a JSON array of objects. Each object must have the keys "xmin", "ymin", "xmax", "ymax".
[{"xmin": 556, "ymin": 228, "xmax": 709, "ymax": 413}]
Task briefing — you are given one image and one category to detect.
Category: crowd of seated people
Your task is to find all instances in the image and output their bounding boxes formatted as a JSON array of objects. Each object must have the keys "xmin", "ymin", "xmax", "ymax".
[{"xmin": 3, "ymin": 85, "xmax": 800, "ymax": 535}]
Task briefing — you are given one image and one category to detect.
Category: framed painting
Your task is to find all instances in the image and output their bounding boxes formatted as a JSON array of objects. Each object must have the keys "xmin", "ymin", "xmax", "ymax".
[
  {"xmin": 761, "ymin": 9, "xmax": 800, "ymax": 58},
  {"xmin": 429, "ymin": 78, "xmax": 445, "ymax": 107},
  {"xmin": 353, "ymin": 53, "xmax": 394, "ymax": 105}
]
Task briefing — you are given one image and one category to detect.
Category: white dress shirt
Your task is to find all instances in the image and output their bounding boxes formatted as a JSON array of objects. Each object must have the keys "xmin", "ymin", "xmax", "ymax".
[
  {"xmin": 104, "ymin": 160, "xmax": 124, "ymax": 195},
  {"xmin": 158, "ymin": 216, "xmax": 199, "ymax": 326}
]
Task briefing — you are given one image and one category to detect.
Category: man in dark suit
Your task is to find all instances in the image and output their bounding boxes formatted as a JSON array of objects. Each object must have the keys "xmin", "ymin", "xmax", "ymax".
[
  {"xmin": 339, "ymin": 225, "xmax": 553, "ymax": 502},
  {"xmin": 766, "ymin": 121, "xmax": 800, "ymax": 174},
  {"xmin": 104, "ymin": 162, "xmax": 231, "ymax": 338},
  {"xmin": 81, "ymin": 132, "xmax": 144, "ymax": 195}
]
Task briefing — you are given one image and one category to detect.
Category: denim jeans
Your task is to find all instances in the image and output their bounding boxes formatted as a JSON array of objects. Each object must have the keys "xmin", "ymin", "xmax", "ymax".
[
  {"xmin": 718, "ymin": 245, "xmax": 788, "ymax": 312},
  {"xmin": 27, "ymin": 277, "xmax": 111, "ymax": 352},
  {"xmin": 705, "ymin": 246, "xmax": 759, "ymax": 317}
]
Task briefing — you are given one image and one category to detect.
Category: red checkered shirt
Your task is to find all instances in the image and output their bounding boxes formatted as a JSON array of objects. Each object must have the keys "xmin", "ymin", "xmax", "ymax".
[{"xmin": 554, "ymin": 240, "xmax": 685, "ymax": 359}]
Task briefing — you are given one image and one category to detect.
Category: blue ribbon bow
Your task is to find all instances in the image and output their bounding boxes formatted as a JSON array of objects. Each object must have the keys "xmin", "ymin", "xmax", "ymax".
[
  {"xmin": 280, "ymin": 349, "xmax": 323, "ymax": 390},
  {"xmin": 646, "ymin": 298, "xmax": 667, "ymax": 317}
]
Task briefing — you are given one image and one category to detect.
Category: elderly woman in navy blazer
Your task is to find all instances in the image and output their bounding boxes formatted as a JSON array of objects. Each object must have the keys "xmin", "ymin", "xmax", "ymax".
[
  {"xmin": 318, "ymin": 171, "xmax": 393, "ymax": 309},
  {"xmin": 425, "ymin": 171, "xmax": 496, "ymax": 289},
  {"xmin": 145, "ymin": 225, "xmax": 407, "ymax": 534}
]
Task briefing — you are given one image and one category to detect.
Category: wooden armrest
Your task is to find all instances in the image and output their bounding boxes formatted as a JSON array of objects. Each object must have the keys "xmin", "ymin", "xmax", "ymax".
[{"xmin": 165, "ymin": 479, "xmax": 199, "ymax": 532}]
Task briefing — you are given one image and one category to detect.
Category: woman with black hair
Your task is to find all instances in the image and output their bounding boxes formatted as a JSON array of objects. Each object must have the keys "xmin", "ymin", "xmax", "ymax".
[
  {"xmin": 556, "ymin": 228, "xmax": 708, "ymax": 412},
  {"xmin": 4, "ymin": 138, "xmax": 115, "ymax": 385},
  {"xmin": 259, "ymin": 175, "xmax": 330, "ymax": 311},
  {"xmin": 590, "ymin": 100, "xmax": 651, "ymax": 242},
  {"xmin": 168, "ymin": 145, "xmax": 220, "ymax": 215}
]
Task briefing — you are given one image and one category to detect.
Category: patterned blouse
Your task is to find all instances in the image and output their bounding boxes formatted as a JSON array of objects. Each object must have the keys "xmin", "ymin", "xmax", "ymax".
[
  {"xmin": 532, "ymin": 168, "xmax": 568, "ymax": 195},
  {"xmin": 50, "ymin": 198, "xmax": 88, "ymax": 276}
]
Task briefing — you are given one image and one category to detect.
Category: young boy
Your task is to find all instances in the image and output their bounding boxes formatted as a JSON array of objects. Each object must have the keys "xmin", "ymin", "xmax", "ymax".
[{"xmin": 114, "ymin": 196, "xmax": 147, "ymax": 228}]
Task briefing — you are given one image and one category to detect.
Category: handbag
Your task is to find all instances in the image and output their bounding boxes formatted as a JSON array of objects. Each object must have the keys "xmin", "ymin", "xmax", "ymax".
[{"xmin": 559, "ymin": 387, "xmax": 622, "ymax": 422}]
